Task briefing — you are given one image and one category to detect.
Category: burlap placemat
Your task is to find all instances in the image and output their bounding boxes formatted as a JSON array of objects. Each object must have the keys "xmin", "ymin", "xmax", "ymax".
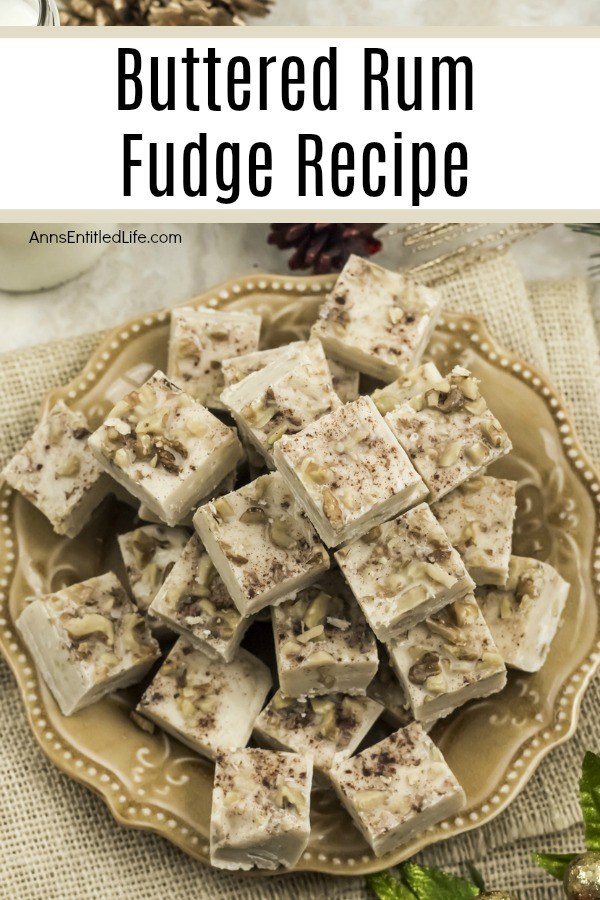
[{"xmin": 1, "ymin": 253, "xmax": 598, "ymax": 899}]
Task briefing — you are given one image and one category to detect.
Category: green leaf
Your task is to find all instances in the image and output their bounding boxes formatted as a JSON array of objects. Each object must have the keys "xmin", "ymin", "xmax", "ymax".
[
  {"xmin": 465, "ymin": 862, "xmax": 486, "ymax": 892},
  {"xmin": 401, "ymin": 862, "xmax": 480, "ymax": 899},
  {"xmin": 532, "ymin": 852, "xmax": 577, "ymax": 880},
  {"xmin": 366, "ymin": 872, "xmax": 416, "ymax": 900},
  {"xmin": 581, "ymin": 751, "xmax": 600, "ymax": 850}
]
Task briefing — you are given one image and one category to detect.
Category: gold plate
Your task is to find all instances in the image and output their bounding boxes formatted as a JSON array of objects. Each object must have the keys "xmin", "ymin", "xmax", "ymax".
[{"xmin": 1, "ymin": 273, "xmax": 599, "ymax": 877}]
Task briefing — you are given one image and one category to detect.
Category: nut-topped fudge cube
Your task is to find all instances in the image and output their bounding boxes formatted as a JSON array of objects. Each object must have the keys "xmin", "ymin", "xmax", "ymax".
[
  {"xmin": 388, "ymin": 594, "xmax": 507, "ymax": 722},
  {"xmin": 221, "ymin": 337, "xmax": 359, "ymax": 405},
  {"xmin": 271, "ymin": 572, "xmax": 378, "ymax": 697},
  {"xmin": 310, "ymin": 255, "xmax": 442, "ymax": 381},
  {"xmin": 137, "ymin": 639, "xmax": 271, "ymax": 759},
  {"xmin": 88, "ymin": 371, "xmax": 244, "ymax": 527},
  {"xmin": 138, "ymin": 469, "xmax": 238, "ymax": 527},
  {"xmin": 385, "ymin": 366, "xmax": 512, "ymax": 502},
  {"xmin": 335, "ymin": 503, "xmax": 475, "ymax": 641},
  {"xmin": 193, "ymin": 472, "xmax": 330, "ymax": 616},
  {"xmin": 149, "ymin": 534, "xmax": 250, "ymax": 662},
  {"xmin": 210, "ymin": 748, "xmax": 313, "ymax": 871},
  {"xmin": 254, "ymin": 691, "xmax": 382, "ymax": 775},
  {"xmin": 431, "ymin": 476, "xmax": 517, "ymax": 586},
  {"xmin": 118, "ymin": 524, "xmax": 189, "ymax": 616},
  {"xmin": 371, "ymin": 362, "xmax": 443, "ymax": 416},
  {"xmin": 329, "ymin": 722, "xmax": 465, "ymax": 857},
  {"xmin": 2, "ymin": 400, "xmax": 110, "ymax": 538},
  {"xmin": 273, "ymin": 396, "xmax": 427, "ymax": 548},
  {"xmin": 221, "ymin": 343, "xmax": 341, "ymax": 467},
  {"xmin": 16, "ymin": 572, "xmax": 160, "ymax": 716},
  {"xmin": 477, "ymin": 556, "xmax": 569, "ymax": 672},
  {"xmin": 167, "ymin": 306, "xmax": 261, "ymax": 409}
]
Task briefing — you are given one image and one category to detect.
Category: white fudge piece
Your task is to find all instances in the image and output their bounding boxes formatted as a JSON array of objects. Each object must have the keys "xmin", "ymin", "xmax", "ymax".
[
  {"xmin": 193, "ymin": 472, "xmax": 330, "ymax": 616},
  {"xmin": 273, "ymin": 396, "xmax": 427, "ymax": 548},
  {"xmin": 149, "ymin": 534, "xmax": 250, "ymax": 662},
  {"xmin": 371, "ymin": 362, "xmax": 443, "ymax": 416},
  {"xmin": 431, "ymin": 476, "xmax": 517, "ymax": 586},
  {"xmin": 167, "ymin": 306, "xmax": 261, "ymax": 409},
  {"xmin": 254, "ymin": 691, "xmax": 382, "ymax": 774},
  {"xmin": 385, "ymin": 366, "xmax": 512, "ymax": 502},
  {"xmin": 310, "ymin": 255, "xmax": 442, "ymax": 381},
  {"xmin": 271, "ymin": 572, "xmax": 378, "ymax": 697},
  {"xmin": 118, "ymin": 524, "xmax": 189, "ymax": 615},
  {"xmin": 2, "ymin": 400, "xmax": 110, "ymax": 538},
  {"xmin": 477, "ymin": 556, "xmax": 569, "ymax": 672},
  {"xmin": 329, "ymin": 722, "xmax": 465, "ymax": 857},
  {"xmin": 221, "ymin": 344, "xmax": 341, "ymax": 467},
  {"xmin": 137, "ymin": 470, "xmax": 237, "ymax": 527},
  {"xmin": 210, "ymin": 748, "xmax": 312, "ymax": 871},
  {"xmin": 137, "ymin": 639, "xmax": 271, "ymax": 759},
  {"xmin": 335, "ymin": 503, "xmax": 475, "ymax": 641},
  {"xmin": 221, "ymin": 338, "xmax": 359, "ymax": 405},
  {"xmin": 88, "ymin": 371, "xmax": 244, "ymax": 527},
  {"xmin": 388, "ymin": 594, "xmax": 507, "ymax": 722},
  {"xmin": 16, "ymin": 572, "xmax": 160, "ymax": 716}
]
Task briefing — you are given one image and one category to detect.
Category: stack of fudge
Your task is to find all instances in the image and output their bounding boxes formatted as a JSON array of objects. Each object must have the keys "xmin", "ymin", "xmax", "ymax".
[{"xmin": 5, "ymin": 255, "xmax": 570, "ymax": 871}]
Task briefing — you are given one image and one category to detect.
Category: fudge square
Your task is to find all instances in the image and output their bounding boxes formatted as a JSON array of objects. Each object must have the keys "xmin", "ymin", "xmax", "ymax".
[
  {"xmin": 385, "ymin": 366, "xmax": 512, "ymax": 502},
  {"xmin": 329, "ymin": 722, "xmax": 465, "ymax": 857},
  {"xmin": 88, "ymin": 371, "xmax": 243, "ymax": 527},
  {"xmin": 221, "ymin": 337, "xmax": 359, "ymax": 404},
  {"xmin": 310, "ymin": 255, "xmax": 443, "ymax": 381},
  {"xmin": 193, "ymin": 472, "xmax": 330, "ymax": 616},
  {"xmin": 16, "ymin": 572, "xmax": 160, "ymax": 716},
  {"xmin": 149, "ymin": 534, "xmax": 250, "ymax": 663},
  {"xmin": 272, "ymin": 396, "xmax": 428, "ymax": 548},
  {"xmin": 431, "ymin": 475, "xmax": 517, "ymax": 586},
  {"xmin": 254, "ymin": 691, "xmax": 383, "ymax": 775},
  {"xmin": 210, "ymin": 748, "xmax": 313, "ymax": 871},
  {"xmin": 271, "ymin": 572, "xmax": 378, "ymax": 697},
  {"xmin": 335, "ymin": 502, "xmax": 475, "ymax": 641},
  {"xmin": 167, "ymin": 306, "xmax": 261, "ymax": 409},
  {"xmin": 137, "ymin": 639, "xmax": 272, "ymax": 759},
  {"xmin": 138, "ymin": 469, "xmax": 237, "ymax": 527},
  {"xmin": 388, "ymin": 594, "xmax": 507, "ymax": 722},
  {"xmin": 118, "ymin": 524, "xmax": 189, "ymax": 615},
  {"xmin": 372, "ymin": 362, "xmax": 443, "ymax": 416},
  {"xmin": 2, "ymin": 400, "xmax": 110, "ymax": 538},
  {"xmin": 477, "ymin": 556, "xmax": 570, "ymax": 672},
  {"xmin": 220, "ymin": 342, "xmax": 341, "ymax": 467}
]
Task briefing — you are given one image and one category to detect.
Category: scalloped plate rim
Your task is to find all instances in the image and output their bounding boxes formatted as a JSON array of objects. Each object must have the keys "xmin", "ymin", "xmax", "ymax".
[{"xmin": 0, "ymin": 270, "xmax": 598, "ymax": 877}]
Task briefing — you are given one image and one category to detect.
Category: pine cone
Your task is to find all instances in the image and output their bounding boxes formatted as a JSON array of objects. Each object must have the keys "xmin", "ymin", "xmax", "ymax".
[
  {"xmin": 60, "ymin": 0, "xmax": 269, "ymax": 25},
  {"xmin": 268, "ymin": 223, "xmax": 383, "ymax": 275}
]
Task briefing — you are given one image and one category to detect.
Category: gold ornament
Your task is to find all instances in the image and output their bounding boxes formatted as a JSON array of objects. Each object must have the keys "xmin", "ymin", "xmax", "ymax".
[
  {"xmin": 60, "ymin": 0, "xmax": 270, "ymax": 26},
  {"xmin": 564, "ymin": 853, "xmax": 600, "ymax": 900}
]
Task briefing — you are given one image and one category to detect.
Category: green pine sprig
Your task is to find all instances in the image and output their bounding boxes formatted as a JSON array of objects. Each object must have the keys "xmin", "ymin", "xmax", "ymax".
[
  {"xmin": 367, "ymin": 862, "xmax": 480, "ymax": 899},
  {"xmin": 533, "ymin": 751, "xmax": 600, "ymax": 880}
]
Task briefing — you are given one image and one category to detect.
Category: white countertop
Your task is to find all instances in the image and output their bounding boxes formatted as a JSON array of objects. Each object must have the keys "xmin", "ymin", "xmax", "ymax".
[
  {"xmin": 251, "ymin": 0, "xmax": 600, "ymax": 25},
  {"xmin": 0, "ymin": 223, "xmax": 598, "ymax": 354}
]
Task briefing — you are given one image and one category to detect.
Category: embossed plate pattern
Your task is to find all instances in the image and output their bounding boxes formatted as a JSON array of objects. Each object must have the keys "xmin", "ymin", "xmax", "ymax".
[{"xmin": 1, "ymin": 273, "xmax": 599, "ymax": 876}]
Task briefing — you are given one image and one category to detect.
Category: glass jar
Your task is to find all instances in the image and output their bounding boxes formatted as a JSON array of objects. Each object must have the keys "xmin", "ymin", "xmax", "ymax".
[{"xmin": 0, "ymin": 0, "xmax": 60, "ymax": 25}]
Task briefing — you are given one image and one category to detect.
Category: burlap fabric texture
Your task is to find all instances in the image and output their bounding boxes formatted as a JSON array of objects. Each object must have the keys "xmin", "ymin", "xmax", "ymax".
[{"xmin": 0, "ymin": 252, "xmax": 598, "ymax": 899}]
